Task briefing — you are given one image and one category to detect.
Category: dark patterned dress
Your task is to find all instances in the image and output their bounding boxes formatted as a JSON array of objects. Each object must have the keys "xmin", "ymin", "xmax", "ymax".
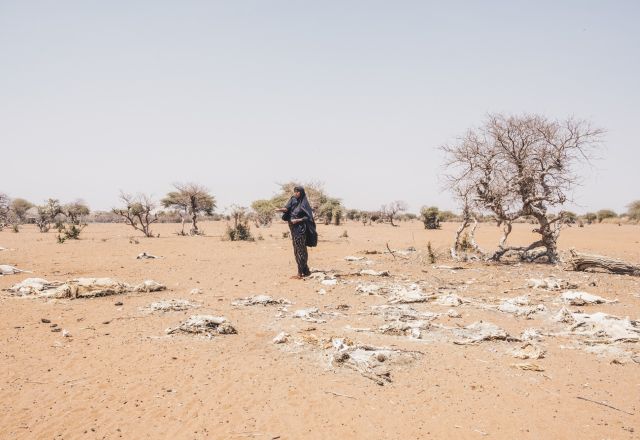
[{"xmin": 289, "ymin": 218, "xmax": 310, "ymax": 277}]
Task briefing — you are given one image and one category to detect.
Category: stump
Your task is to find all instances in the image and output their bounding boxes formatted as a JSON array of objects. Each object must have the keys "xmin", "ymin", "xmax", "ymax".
[{"xmin": 568, "ymin": 250, "xmax": 640, "ymax": 276}]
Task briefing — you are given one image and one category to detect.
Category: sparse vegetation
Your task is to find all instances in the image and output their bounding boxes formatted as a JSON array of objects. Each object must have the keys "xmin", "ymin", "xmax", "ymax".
[
  {"xmin": 381, "ymin": 201, "xmax": 408, "ymax": 227},
  {"xmin": 627, "ymin": 200, "xmax": 640, "ymax": 221},
  {"xmin": 597, "ymin": 209, "xmax": 617, "ymax": 223},
  {"xmin": 161, "ymin": 183, "xmax": 215, "ymax": 235},
  {"xmin": 36, "ymin": 199, "xmax": 63, "ymax": 233},
  {"xmin": 427, "ymin": 241, "xmax": 437, "ymax": 264},
  {"xmin": 113, "ymin": 193, "xmax": 158, "ymax": 238},
  {"xmin": 583, "ymin": 212, "xmax": 597, "ymax": 224},
  {"xmin": 420, "ymin": 206, "xmax": 441, "ymax": 229},
  {"xmin": 224, "ymin": 206, "xmax": 254, "ymax": 241},
  {"xmin": 0, "ymin": 193, "xmax": 12, "ymax": 230},
  {"xmin": 251, "ymin": 199, "xmax": 276, "ymax": 227},
  {"xmin": 10, "ymin": 198, "xmax": 33, "ymax": 223}
]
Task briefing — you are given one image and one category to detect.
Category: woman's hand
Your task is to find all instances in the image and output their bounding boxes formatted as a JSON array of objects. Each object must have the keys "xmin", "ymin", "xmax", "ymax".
[
  {"xmin": 291, "ymin": 218, "xmax": 301, "ymax": 224},
  {"xmin": 275, "ymin": 208, "xmax": 287, "ymax": 213}
]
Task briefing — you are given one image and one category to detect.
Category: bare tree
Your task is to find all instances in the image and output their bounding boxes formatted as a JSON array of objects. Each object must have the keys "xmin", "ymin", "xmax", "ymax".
[
  {"xmin": 161, "ymin": 183, "xmax": 215, "ymax": 235},
  {"xmin": 113, "ymin": 193, "xmax": 158, "ymax": 238},
  {"xmin": 381, "ymin": 201, "xmax": 408, "ymax": 227},
  {"xmin": 443, "ymin": 113, "xmax": 603, "ymax": 263}
]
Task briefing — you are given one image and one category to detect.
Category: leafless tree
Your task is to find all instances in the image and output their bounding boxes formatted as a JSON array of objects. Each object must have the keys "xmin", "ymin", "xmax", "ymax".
[
  {"xmin": 381, "ymin": 201, "xmax": 408, "ymax": 227},
  {"xmin": 443, "ymin": 113, "xmax": 603, "ymax": 263},
  {"xmin": 113, "ymin": 193, "xmax": 158, "ymax": 238},
  {"xmin": 161, "ymin": 183, "xmax": 215, "ymax": 235}
]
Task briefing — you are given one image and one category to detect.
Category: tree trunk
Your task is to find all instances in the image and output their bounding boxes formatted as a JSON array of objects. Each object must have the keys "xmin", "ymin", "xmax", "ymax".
[
  {"xmin": 568, "ymin": 250, "xmax": 640, "ymax": 276},
  {"xmin": 191, "ymin": 212, "xmax": 198, "ymax": 235}
]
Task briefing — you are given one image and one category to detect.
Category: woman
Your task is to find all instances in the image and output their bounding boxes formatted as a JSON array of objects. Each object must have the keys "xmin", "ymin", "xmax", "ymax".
[{"xmin": 276, "ymin": 186, "xmax": 317, "ymax": 278}]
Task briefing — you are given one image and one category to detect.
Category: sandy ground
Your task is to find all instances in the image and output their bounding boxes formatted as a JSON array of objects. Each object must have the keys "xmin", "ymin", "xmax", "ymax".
[{"xmin": 1, "ymin": 221, "xmax": 639, "ymax": 440}]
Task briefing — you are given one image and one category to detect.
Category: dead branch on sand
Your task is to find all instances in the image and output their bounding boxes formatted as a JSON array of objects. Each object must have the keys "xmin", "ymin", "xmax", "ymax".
[{"xmin": 568, "ymin": 250, "xmax": 640, "ymax": 276}]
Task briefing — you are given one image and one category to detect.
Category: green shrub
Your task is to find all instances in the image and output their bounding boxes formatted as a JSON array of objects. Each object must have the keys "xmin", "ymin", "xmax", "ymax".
[
  {"xmin": 420, "ymin": 206, "xmax": 441, "ymax": 229},
  {"xmin": 596, "ymin": 209, "xmax": 617, "ymax": 223},
  {"xmin": 224, "ymin": 206, "xmax": 254, "ymax": 241}
]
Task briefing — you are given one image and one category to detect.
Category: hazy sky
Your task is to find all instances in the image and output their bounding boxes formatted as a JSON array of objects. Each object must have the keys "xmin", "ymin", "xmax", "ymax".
[{"xmin": 1, "ymin": 1, "xmax": 638, "ymax": 214}]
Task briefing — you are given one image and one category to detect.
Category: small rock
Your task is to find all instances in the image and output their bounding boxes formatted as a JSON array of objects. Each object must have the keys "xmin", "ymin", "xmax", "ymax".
[
  {"xmin": 190, "ymin": 288, "xmax": 203, "ymax": 295},
  {"xmin": 41, "ymin": 318, "xmax": 51, "ymax": 324},
  {"xmin": 51, "ymin": 328, "xmax": 62, "ymax": 333},
  {"xmin": 50, "ymin": 323, "xmax": 58, "ymax": 328},
  {"xmin": 62, "ymin": 329, "xmax": 71, "ymax": 338}
]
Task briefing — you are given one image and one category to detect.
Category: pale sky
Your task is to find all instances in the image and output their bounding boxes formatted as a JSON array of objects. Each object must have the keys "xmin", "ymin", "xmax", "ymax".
[{"xmin": 1, "ymin": 1, "xmax": 638, "ymax": 214}]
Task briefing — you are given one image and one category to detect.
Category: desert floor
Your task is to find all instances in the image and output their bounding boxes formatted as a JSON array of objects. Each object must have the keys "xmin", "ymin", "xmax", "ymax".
[{"xmin": 1, "ymin": 221, "xmax": 639, "ymax": 439}]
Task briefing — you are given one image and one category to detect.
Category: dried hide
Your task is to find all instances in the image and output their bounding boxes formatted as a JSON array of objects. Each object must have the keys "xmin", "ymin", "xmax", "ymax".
[
  {"xmin": 561, "ymin": 291, "xmax": 617, "ymax": 306},
  {"xmin": 569, "ymin": 312, "xmax": 640, "ymax": 343},
  {"xmin": 452, "ymin": 322, "xmax": 510, "ymax": 345},
  {"xmin": 293, "ymin": 307, "xmax": 327, "ymax": 323},
  {"xmin": 497, "ymin": 296, "xmax": 546, "ymax": 318},
  {"xmin": 0, "ymin": 265, "xmax": 31, "ymax": 275},
  {"xmin": 510, "ymin": 342, "xmax": 546, "ymax": 360},
  {"xmin": 378, "ymin": 320, "xmax": 431, "ymax": 339},
  {"xmin": 527, "ymin": 278, "xmax": 576, "ymax": 291},
  {"xmin": 166, "ymin": 315, "xmax": 237, "ymax": 336},
  {"xmin": 143, "ymin": 299, "xmax": 200, "ymax": 313},
  {"xmin": 355, "ymin": 283, "xmax": 386, "ymax": 295},
  {"xmin": 330, "ymin": 338, "xmax": 421, "ymax": 386},
  {"xmin": 359, "ymin": 269, "xmax": 390, "ymax": 277},
  {"xmin": 232, "ymin": 295, "xmax": 291, "ymax": 306},
  {"xmin": 435, "ymin": 293, "xmax": 467, "ymax": 307},
  {"xmin": 5, "ymin": 277, "xmax": 166, "ymax": 298},
  {"xmin": 388, "ymin": 284, "xmax": 434, "ymax": 304},
  {"xmin": 370, "ymin": 304, "xmax": 440, "ymax": 322}
]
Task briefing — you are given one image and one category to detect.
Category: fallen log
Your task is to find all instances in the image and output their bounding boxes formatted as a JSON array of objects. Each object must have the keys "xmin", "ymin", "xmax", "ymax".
[{"xmin": 568, "ymin": 250, "xmax": 640, "ymax": 276}]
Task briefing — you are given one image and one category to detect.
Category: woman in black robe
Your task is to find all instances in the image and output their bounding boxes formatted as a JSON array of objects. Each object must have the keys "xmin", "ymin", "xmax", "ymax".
[{"xmin": 276, "ymin": 186, "xmax": 317, "ymax": 278}]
